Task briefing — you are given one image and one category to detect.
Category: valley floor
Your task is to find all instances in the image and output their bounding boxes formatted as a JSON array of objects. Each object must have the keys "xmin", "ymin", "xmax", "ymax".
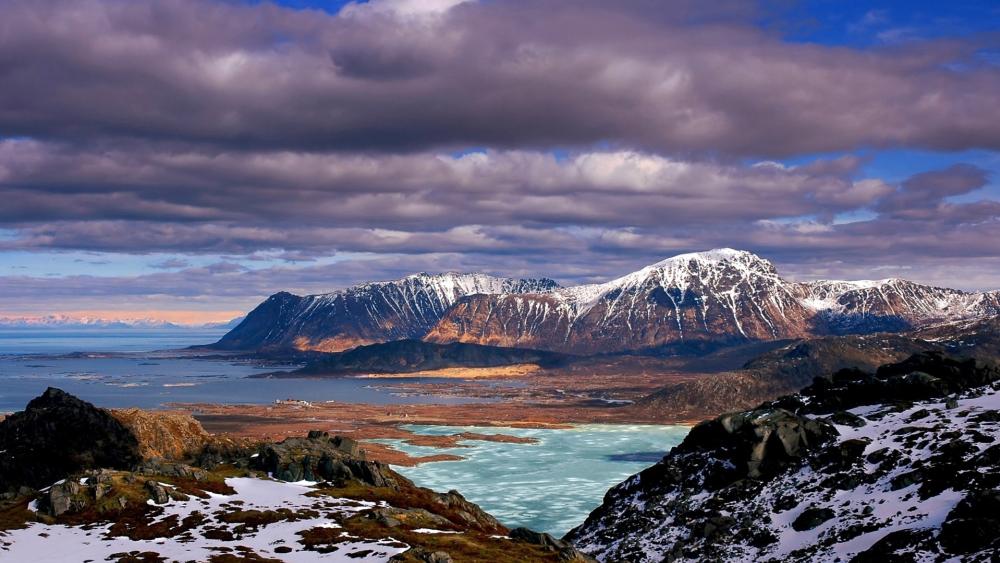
[{"xmin": 178, "ymin": 363, "xmax": 703, "ymax": 466}]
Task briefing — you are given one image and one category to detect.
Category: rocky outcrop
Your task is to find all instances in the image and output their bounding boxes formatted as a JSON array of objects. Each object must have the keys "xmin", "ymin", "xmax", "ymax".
[
  {"xmin": 509, "ymin": 528, "xmax": 597, "ymax": 562},
  {"xmin": 253, "ymin": 430, "xmax": 402, "ymax": 489},
  {"xmin": 110, "ymin": 408, "xmax": 210, "ymax": 460},
  {"xmin": 568, "ymin": 352, "xmax": 1000, "ymax": 561},
  {"xmin": 798, "ymin": 351, "xmax": 1000, "ymax": 414},
  {"xmin": 0, "ymin": 387, "xmax": 141, "ymax": 493}
]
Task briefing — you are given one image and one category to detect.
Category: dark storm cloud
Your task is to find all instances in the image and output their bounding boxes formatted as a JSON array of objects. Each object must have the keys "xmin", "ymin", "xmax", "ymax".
[{"xmin": 0, "ymin": 0, "xmax": 998, "ymax": 155}]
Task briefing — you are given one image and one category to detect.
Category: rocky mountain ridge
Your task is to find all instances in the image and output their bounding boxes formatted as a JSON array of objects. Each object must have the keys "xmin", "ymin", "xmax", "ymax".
[
  {"xmin": 566, "ymin": 352, "xmax": 1000, "ymax": 561},
  {"xmin": 211, "ymin": 272, "xmax": 558, "ymax": 352},
  {"xmin": 273, "ymin": 340, "xmax": 572, "ymax": 378},
  {"xmin": 427, "ymin": 249, "xmax": 1000, "ymax": 354},
  {"xmin": 212, "ymin": 249, "xmax": 999, "ymax": 355}
]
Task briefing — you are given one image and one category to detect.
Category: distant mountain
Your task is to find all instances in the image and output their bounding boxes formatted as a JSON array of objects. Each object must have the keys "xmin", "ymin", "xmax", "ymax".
[
  {"xmin": 200, "ymin": 317, "xmax": 245, "ymax": 330},
  {"xmin": 210, "ymin": 273, "xmax": 559, "ymax": 352},
  {"xmin": 213, "ymin": 249, "xmax": 999, "ymax": 355},
  {"xmin": 269, "ymin": 339, "xmax": 571, "ymax": 377},
  {"xmin": 0, "ymin": 315, "xmax": 243, "ymax": 330},
  {"xmin": 426, "ymin": 249, "xmax": 999, "ymax": 354}
]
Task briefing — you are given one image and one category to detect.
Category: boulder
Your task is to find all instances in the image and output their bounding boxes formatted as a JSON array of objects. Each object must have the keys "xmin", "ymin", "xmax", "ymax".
[
  {"xmin": 44, "ymin": 480, "xmax": 85, "ymax": 517},
  {"xmin": 432, "ymin": 490, "xmax": 504, "ymax": 531},
  {"xmin": 682, "ymin": 407, "xmax": 837, "ymax": 481},
  {"xmin": 391, "ymin": 548, "xmax": 454, "ymax": 563},
  {"xmin": 827, "ymin": 411, "xmax": 866, "ymax": 427},
  {"xmin": 791, "ymin": 506, "xmax": 835, "ymax": 531}
]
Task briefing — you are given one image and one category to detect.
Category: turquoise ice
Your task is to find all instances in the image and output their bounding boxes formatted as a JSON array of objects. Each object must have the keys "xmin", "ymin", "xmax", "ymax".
[{"xmin": 377, "ymin": 423, "xmax": 690, "ymax": 536}]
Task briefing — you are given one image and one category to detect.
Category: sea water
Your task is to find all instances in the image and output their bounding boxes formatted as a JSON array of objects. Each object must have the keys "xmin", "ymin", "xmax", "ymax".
[
  {"xmin": 376, "ymin": 423, "xmax": 691, "ymax": 536},
  {"xmin": 0, "ymin": 329, "xmax": 496, "ymax": 410}
]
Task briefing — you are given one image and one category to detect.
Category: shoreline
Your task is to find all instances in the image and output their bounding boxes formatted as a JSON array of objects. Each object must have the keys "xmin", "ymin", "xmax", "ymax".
[{"xmin": 178, "ymin": 398, "xmax": 697, "ymax": 467}]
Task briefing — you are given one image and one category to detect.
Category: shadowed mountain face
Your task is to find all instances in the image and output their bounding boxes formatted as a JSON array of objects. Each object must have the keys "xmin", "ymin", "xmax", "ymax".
[
  {"xmin": 213, "ymin": 249, "xmax": 999, "ymax": 355},
  {"xmin": 627, "ymin": 334, "xmax": 940, "ymax": 421},
  {"xmin": 268, "ymin": 340, "xmax": 572, "ymax": 377},
  {"xmin": 210, "ymin": 273, "xmax": 558, "ymax": 352}
]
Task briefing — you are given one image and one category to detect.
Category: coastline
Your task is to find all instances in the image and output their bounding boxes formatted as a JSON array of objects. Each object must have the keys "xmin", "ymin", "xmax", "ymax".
[{"xmin": 179, "ymin": 398, "xmax": 698, "ymax": 467}]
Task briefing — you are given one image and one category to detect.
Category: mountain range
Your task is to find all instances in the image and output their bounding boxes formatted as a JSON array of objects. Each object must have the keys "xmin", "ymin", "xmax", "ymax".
[
  {"xmin": 211, "ymin": 249, "xmax": 1000, "ymax": 355},
  {"xmin": 0, "ymin": 315, "xmax": 244, "ymax": 330}
]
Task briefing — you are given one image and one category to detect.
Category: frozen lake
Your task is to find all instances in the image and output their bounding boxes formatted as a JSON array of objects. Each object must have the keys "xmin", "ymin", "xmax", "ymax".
[{"xmin": 376, "ymin": 423, "xmax": 691, "ymax": 536}]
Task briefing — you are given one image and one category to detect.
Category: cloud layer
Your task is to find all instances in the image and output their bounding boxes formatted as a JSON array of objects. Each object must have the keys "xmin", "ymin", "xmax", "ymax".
[
  {"xmin": 2, "ymin": 0, "xmax": 999, "ymax": 155},
  {"xmin": 0, "ymin": 0, "xmax": 998, "ymax": 314}
]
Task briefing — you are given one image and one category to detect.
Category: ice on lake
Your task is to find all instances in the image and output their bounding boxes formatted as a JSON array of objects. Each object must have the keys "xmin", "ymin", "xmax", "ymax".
[{"xmin": 376, "ymin": 423, "xmax": 691, "ymax": 536}]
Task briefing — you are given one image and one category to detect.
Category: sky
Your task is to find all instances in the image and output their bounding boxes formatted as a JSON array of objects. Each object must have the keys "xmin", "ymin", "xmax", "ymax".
[{"xmin": 0, "ymin": 0, "xmax": 999, "ymax": 323}]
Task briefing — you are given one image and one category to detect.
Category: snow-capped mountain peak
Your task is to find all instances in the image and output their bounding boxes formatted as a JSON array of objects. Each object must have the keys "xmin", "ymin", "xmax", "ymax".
[{"xmin": 217, "ymin": 249, "xmax": 1000, "ymax": 354}]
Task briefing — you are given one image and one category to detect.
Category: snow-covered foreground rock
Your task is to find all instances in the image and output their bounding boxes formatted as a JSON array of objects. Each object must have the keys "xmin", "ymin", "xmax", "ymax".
[
  {"xmin": 567, "ymin": 352, "xmax": 1000, "ymax": 561},
  {"xmin": 2, "ymin": 477, "xmax": 406, "ymax": 562}
]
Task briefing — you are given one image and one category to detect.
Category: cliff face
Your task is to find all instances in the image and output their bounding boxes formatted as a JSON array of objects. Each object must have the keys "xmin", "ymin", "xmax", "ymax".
[{"xmin": 567, "ymin": 353, "xmax": 1000, "ymax": 562}]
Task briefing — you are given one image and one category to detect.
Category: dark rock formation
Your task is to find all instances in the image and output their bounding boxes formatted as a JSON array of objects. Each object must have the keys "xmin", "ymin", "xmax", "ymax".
[
  {"xmin": 282, "ymin": 339, "xmax": 571, "ymax": 377},
  {"xmin": 938, "ymin": 489, "xmax": 1000, "ymax": 554},
  {"xmin": 801, "ymin": 351, "xmax": 1000, "ymax": 413},
  {"xmin": 253, "ymin": 431, "xmax": 401, "ymax": 489},
  {"xmin": 568, "ymin": 353, "xmax": 1000, "ymax": 562},
  {"xmin": 0, "ymin": 387, "xmax": 141, "ymax": 493}
]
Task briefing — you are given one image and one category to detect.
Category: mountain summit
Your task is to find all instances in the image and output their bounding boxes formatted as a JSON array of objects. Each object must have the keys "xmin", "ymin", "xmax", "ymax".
[{"xmin": 212, "ymin": 250, "xmax": 999, "ymax": 354}]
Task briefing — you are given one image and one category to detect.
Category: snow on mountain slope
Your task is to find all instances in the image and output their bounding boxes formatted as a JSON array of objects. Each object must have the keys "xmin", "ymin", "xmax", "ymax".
[
  {"xmin": 567, "ymin": 353, "xmax": 1000, "ymax": 561},
  {"xmin": 800, "ymin": 278, "xmax": 990, "ymax": 334},
  {"xmin": 216, "ymin": 249, "xmax": 999, "ymax": 354},
  {"xmin": 427, "ymin": 249, "xmax": 817, "ymax": 353},
  {"xmin": 211, "ymin": 272, "xmax": 558, "ymax": 352},
  {"xmin": 426, "ymin": 250, "xmax": 999, "ymax": 354}
]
